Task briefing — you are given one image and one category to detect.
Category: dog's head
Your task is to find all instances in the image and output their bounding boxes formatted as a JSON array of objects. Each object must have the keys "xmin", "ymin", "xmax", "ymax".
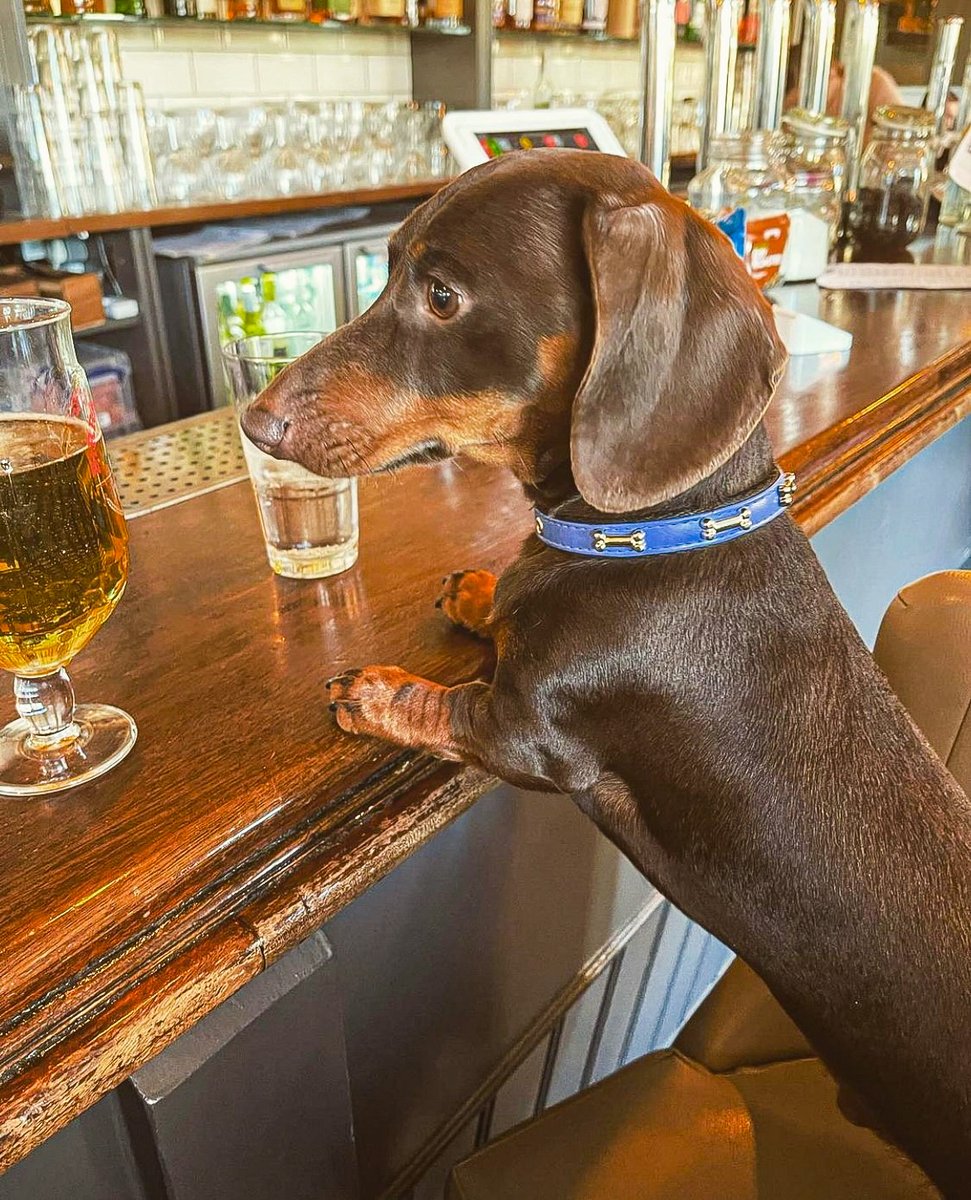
[{"xmin": 242, "ymin": 151, "xmax": 785, "ymax": 512}]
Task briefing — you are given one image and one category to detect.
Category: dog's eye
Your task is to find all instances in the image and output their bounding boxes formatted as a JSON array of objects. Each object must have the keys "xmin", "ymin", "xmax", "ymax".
[{"xmin": 428, "ymin": 279, "xmax": 460, "ymax": 320}]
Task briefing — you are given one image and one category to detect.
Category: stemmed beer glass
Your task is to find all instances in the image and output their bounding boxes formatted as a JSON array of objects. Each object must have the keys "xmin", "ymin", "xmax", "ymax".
[{"xmin": 0, "ymin": 299, "xmax": 136, "ymax": 795}]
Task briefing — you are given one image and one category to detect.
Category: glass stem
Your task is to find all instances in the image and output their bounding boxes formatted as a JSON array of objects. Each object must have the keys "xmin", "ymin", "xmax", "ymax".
[{"xmin": 14, "ymin": 669, "xmax": 81, "ymax": 752}]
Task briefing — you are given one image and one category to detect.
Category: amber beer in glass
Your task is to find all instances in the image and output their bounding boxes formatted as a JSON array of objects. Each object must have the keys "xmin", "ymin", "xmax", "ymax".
[{"xmin": 0, "ymin": 299, "xmax": 136, "ymax": 795}]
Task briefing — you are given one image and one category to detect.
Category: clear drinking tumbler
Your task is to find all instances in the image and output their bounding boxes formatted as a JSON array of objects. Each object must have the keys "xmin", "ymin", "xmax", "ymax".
[{"xmin": 223, "ymin": 333, "xmax": 359, "ymax": 580}]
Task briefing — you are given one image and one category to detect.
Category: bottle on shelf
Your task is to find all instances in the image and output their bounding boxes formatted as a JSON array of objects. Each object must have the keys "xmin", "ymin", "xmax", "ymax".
[
  {"xmin": 259, "ymin": 274, "xmax": 288, "ymax": 336},
  {"xmin": 195, "ymin": 0, "xmax": 218, "ymax": 17},
  {"xmin": 505, "ymin": 0, "xmax": 532, "ymax": 28},
  {"xmin": 424, "ymin": 0, "xmax": 463, "ymax": 28},
  {"xmin": 164, "ymin": 0, "xmax": 198, "ymax": 15},
  {"xmin": 261, "ymin": 0, "xmax": 310, "ymax": 18},
  {"xmin": 558, "ymin": 0, "xmax": 582, "ymax": 30},
  {"xmin": 531, "ymin": 0, "xmax": 557, "ymax": 31},
  {"xmin": 239, "ymin": 279, "xmax": 266, "ymax": 338},
  {"xmin": 328, "ymin": 0, "xmax": 360, "ymax": 18},
  {"xmin": 362, "ymin": 0, "xmax": 408, "ymax": 23},
  {"xmin": 492, "ymin": 0, "xmax": 506, "ymax": 26},
  {"xmin": 308, "ymin": 0, "xmax": 329, "ymax": 21},
  {"xmin": 217, "ymin": 285, "xmax": 245, "ymax": 344},
  {"xmin": 605, "ymin": 0, "xmax": 636, "ymax": 39},
  {"xmin": 114, "ymin": 0, "xmax": 147, "ymax": 14},
  {"xmin": 22, "ymin": 0, "xmax": 54, "ymax": 13},
  {"xmin": 582, "ymin": 0, "xmax": 608, "ymax": 34},
  {"xmin": 59, "ymin": 0, "xmax": 99, "ymax": 15}
]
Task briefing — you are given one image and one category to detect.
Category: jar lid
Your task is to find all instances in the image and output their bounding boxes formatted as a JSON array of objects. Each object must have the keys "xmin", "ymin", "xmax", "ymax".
[
  {"xmin": 872, "ymin": 104, "xmax": 935, "ymax": 137},
  {"xmin": 781, "ymin": 107, "xmax": 850, "ymax": 142},
  {"xmin": 709, "ymin": 129, "xmax": 786, "ymax": 165}
]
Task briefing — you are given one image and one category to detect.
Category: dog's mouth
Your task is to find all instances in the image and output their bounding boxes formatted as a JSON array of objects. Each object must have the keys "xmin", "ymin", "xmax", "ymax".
[{"xmin": 376, "ymin": 440, "xmax": 453, "ymax": 473}]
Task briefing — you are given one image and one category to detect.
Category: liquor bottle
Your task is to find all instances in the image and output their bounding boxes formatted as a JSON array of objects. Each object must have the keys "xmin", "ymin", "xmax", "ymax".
[
  {"xmin": 196, "ymin": 0, "xmax": 218, "ymax": 17},
  {"xmin": 328, "ymin": 0, "xmax": 359, "ymax": 18},
  {"xmin": 363, "ymin": 0, "xmax": 406, "ymax": 22},
  {"xmin": 259, "ymin": 274, "xmax": 288, "ymax": 335},
  {"xmin": 425, "ymin": 0, "xmax": 462, "ymax": 27},
  {"xmin": 605, "ymin": 0, "xmax": 636, "ymax": 38},
  {"xmin": 308, "ymin": 0, "xmax": 329, "ymax": 21},
  {"xmin": 165, "ymin": 0, "xmax": 197, "ymax": 15},
  {"xmin": 492, "ymin": 0, "xmax": 506, "ymax": 26},
  {"xmin": 261, "ymin": 0, "xmax": 309, "ymax": 18},
  {"xmin": 114, "ymin": 0, "xmax": 147, "ymax": 14},
  {"xmin": 217, "ymin": 286, "xmax": 245, "ymax": 344},
  {"xmin": 531, "ymin": 0, "xmax": 556, "ymax": 30},
  {"xmin": 22, "ymin": 0, "xmax": 54, "ymax": 13},
  {"xmin": 558, "ymin": 0, "xmax": 581, "ymax": 29},
  {"xmin": 239, "ymin": 281, "xmax": 266, "ymax": 338},
  {"xmin": 581, "ymin": 0, "xmax": 607, "ymax": 34},
  {"xmin": 506, "ymin": 0, "xmax": 531, "ymax": 28}
]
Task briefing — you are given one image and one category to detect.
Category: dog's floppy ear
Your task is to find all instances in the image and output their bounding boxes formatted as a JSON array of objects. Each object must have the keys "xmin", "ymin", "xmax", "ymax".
[{"xmin": 571, "ymin": 195, "xmax": 786, "ymax": 512}]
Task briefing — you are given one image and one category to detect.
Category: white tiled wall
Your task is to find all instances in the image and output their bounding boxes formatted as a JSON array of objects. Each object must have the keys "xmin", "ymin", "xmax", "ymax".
[
  {"xmin": 116, "ymin": 24, "xmax": 413, "ymax": 105},
  {"xmin": 117, "ymin": 23, "xmax": 704, "ymax": 141}
]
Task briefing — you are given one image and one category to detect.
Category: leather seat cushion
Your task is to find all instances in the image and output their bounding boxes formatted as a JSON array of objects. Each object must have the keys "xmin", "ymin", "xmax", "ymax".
[{"xmin": 447, "ymin": 1051, "xmax": 932, "ymax": 1200}]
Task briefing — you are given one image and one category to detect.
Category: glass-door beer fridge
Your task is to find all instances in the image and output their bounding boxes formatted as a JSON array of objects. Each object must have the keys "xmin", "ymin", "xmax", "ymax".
[{"xmin": 154, "ymin": 209, "xmax": 405, "ymax": 417}]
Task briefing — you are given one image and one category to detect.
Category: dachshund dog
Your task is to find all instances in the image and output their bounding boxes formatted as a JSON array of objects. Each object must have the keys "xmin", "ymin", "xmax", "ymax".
[{"xmin": 242, "ymin": 151, "xmax": 971, "ymax": 1194}]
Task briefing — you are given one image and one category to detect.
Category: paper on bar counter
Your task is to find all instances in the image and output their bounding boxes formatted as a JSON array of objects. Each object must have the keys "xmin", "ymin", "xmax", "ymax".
[{"xmin": 817, "ymin": 263, "xmax": 971, "ymax": 290}]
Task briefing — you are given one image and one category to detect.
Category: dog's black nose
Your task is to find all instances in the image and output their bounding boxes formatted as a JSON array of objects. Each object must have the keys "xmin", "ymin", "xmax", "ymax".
[{"xmin": 241, "ymin": 404, "xmax": 289, "ymax": 450}]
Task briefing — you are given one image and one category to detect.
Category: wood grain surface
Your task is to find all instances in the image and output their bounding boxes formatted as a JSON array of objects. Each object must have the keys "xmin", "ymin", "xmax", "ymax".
[
  {"xmin": 0, "ymin": 182, "xmax": 445, "ymax": 247},
  {"xmin": 0, "ymin": 280, "xmax": 968, "ymax": 1171}
]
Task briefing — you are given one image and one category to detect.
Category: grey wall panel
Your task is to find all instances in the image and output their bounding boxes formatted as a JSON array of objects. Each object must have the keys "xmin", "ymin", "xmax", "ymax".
[
  {"xmin": 811, "ymin": 414, "xmax": 971, "ymax": 648},
  {"xmin": 127, "ymin": 931, "xmax": 357, "ymax": 1200},
  {"xmin": 324, "ymin": 786, "xmax": 654, "ymax": 1197},
  {"xmin": 0, "ymin": 1092, "xmax": 150, "ymax": 1200}
]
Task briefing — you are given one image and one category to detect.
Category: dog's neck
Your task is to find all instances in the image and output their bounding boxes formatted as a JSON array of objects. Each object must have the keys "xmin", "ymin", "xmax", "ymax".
[{"xmin": 529, "ymin": 425, "xmax": 778, "ymax": 523}]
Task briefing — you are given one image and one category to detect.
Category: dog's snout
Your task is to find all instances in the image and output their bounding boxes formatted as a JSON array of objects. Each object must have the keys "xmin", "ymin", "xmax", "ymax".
[{"xmin": 241, "ymin": 404, "xmax": 290, "ymax": 450}]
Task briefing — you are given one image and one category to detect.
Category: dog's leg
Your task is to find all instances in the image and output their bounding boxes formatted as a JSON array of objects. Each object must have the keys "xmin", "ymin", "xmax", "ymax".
[
  {"xmin": 326, "ymin": 665, "xmax": 567, "ymax": 792},
  {"xmin": 327, "ymin": 668, "xmax": 492, "ymax": 761},
  {"xmin": 435, "ymin": 570, "xmax": 496, "ymax": 638}
]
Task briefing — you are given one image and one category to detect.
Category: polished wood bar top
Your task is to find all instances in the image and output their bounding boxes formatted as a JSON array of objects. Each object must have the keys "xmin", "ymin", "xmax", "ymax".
[{"xmin": 0, "ymin": 280, "xmax": 969, "ymax": 1171}]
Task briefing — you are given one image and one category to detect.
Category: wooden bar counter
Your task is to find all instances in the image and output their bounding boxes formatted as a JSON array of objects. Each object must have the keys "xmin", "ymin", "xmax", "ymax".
[{"xmin": 0, "ymin": 278, "xmax": 969, "ymax": 1181}]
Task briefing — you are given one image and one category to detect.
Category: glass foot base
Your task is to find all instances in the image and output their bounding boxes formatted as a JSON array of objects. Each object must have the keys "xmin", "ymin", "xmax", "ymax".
[
  {"xmin": 0, "ymin": 704, "xmax": 137, "ymax": 796},
  {"xmin": 267, "ymin": 540, "xmax": 359, "ymax": 580}
]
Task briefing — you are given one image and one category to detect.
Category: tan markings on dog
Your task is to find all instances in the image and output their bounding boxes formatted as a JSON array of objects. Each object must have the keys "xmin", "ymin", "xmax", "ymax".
[
  {"xmin": 407, "ymin": 239, "xmax": 427, "ymax": 260},
  {"xmin": 537, "ymin": 332, "xmax": 579, "ymax": 390},
  {"xmin": 438, "ymin": 569, "xmax": 497, "ymax": 637},
  {"xmin": 328, "ymin": 666, "xmax": 460, "ymax": 756}
]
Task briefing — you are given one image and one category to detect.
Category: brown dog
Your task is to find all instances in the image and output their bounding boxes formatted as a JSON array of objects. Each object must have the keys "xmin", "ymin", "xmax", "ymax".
[{"xmin": 242, "ymin": 151, "xmax": 971, "ymax": 1194}]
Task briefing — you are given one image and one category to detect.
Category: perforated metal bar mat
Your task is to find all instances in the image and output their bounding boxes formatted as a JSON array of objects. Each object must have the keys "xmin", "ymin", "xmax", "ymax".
[{"xmin": 110, "ymin": 409, "xmax": 248, "ymax": 519}]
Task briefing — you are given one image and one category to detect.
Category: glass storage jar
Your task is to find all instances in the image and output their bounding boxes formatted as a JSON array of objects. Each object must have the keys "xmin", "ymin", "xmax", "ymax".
[
  {"xmin": 848, "ymin": 105, "xmax": 935, "ymax": 253},
  {"xmin": 778, "ymin": 107, "xmax": 849, "ymax": 280},
  {"xmin": 687, "ymin": 130, "xmax": 792, "ymax": 289}
]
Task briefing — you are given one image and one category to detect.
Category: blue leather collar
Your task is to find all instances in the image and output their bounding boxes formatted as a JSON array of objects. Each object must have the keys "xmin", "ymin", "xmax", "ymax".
[{"xmin": 534, "ymin": 470, "xmax": 796, "ymax": 558}]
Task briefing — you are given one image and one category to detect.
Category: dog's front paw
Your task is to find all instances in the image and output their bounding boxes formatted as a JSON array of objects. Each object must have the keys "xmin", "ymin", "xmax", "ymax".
[
  {"xmin": 326, "ymin": 665, "xmax": 416, "ymax": 740},
  {"xmin": 435, "ymin": 569, "xmax": 496, "ymax": 637}
]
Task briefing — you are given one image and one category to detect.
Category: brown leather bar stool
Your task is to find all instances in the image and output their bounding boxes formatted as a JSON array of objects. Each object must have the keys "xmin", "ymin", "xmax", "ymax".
[{"xmin": 448, "ymin": 571, "xmax": 971, "ymax": 1200}]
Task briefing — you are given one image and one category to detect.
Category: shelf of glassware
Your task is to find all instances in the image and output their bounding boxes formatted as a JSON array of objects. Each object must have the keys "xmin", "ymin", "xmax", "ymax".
[
  {"xmin": 25, "ymin": 13, "xmax": 472, "ymax": 33},
  {"xmin": 0, "ymin": 179, "xmax": 445, "ymax": 247}
]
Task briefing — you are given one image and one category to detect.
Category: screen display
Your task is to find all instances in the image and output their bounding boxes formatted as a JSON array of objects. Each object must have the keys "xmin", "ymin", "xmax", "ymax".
[{"xmin": 476, "ymin": 128, "xmax": 599, "ymax": 158}]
